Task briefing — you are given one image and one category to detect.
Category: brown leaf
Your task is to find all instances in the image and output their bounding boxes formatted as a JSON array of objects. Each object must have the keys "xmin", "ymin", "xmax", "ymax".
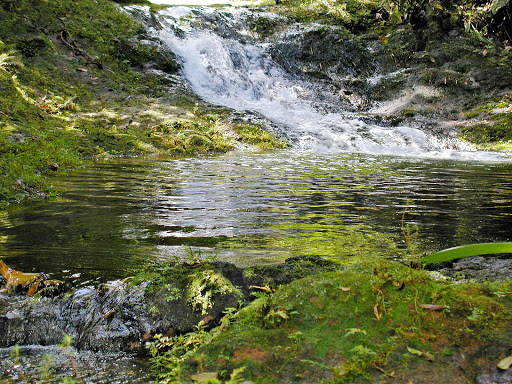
[
  {"xmin": 103, "ymin": 310, "xmax": 115, "ymax": 320},
  {"xmin": 424, "ymin": 351, "xmax": 435, "ymax": 361},
  {"xmin": 374, "ymin": 304, "xmax": 381, "ymax": 321},
  {"xmin": 419, "ymin": 304, "xmax": 445, "ymax": 311},
  {"xmin": 498, "ymin": 355, "xmax": 512, "ymax": 370},
  {"xmin": 249, "ymin": 285, "xmax": 274, "ymax": 293},
  {"xmin": 27, "ymin": 279, "xmax": 42, "ymax": 296},
  {"xmin": 190, "ymin": 372, "xmax": 218, "ymax": 381},
  {"xmin": 394, "ymin": 281, "xmax": 405, "ymax": 290},
  {"xmin": 1, "ymin": 260, "xmax": 43, "ymax": 296}
]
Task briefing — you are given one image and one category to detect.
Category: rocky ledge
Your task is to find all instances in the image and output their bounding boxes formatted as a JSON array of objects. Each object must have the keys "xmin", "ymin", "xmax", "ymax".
[{"xmin": 0, "ymin": 256, "xmax": 339, "ymax": 353}]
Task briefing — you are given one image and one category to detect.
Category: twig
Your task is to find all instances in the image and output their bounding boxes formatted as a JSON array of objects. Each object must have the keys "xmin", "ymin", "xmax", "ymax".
[
  {"xmin": 373, "ymin": 364, "xmax": 400, "ymax": 378},
  {"xmin": 59, "ymin": 30, "xmax": 103, "ymax": 69}
]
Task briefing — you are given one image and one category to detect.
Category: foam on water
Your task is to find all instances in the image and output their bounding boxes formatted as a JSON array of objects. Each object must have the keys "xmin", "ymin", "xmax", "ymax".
[{"xmin": 149, "ymin": 7, "xmax": 508, "ymax": 161}]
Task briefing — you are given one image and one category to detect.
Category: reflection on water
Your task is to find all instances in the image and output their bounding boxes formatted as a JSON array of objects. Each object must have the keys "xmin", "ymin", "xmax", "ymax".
[
  {"xmin": 0, "ymin": 345, "xmax": 152, "ymax": 383},
  {"xmin": 1, "ymin": 150, "xmax": 511, "ymax": 281}
]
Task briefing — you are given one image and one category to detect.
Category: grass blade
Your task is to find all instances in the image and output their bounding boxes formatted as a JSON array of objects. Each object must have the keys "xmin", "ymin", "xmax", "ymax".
[{"xmin": 422, "ymin": 242, "xmax": 512, "ymax": 264}]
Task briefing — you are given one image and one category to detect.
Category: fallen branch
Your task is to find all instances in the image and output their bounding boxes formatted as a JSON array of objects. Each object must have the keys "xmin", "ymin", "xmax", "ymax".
[{"xmin": 59, "ymin": 30, "xmax": 103, "ymax": 69}]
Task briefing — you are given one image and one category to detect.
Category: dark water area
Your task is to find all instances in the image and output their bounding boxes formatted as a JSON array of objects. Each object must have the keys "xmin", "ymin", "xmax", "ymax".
[
  {"xmin": 1, "ymin": 150, "xmax": 511, "ymax": 283},
  {"xmin": 0, "ymin": 344, "xmax": 152, "ymax": 383}
]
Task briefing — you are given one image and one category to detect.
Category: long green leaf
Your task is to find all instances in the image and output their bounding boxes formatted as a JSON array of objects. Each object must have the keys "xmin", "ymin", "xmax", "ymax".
[{"xmin": 422, "ymin": 242, "xmax": 512, "ymax": 264}]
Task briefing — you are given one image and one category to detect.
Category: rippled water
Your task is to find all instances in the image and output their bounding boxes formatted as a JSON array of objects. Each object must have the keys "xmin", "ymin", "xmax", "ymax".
[
  {"xmin": 0, "ymin": 345, "xmax": 152, "ymax": 383},
  {"xmin": 1, "ymin": 150, "xmax": 511, "ymax": 282}
]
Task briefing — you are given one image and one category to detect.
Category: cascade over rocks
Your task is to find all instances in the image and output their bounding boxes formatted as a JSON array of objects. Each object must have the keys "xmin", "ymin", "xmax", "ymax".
[{"xmin": 0, "ymin": 256, "xmax": 339, "ymax": 352}]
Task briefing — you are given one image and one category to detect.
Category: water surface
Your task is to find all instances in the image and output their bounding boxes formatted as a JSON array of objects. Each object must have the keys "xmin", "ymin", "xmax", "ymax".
[{"xmin": 1, "ymin": 150, "xmax": 511, "ymax": 281}]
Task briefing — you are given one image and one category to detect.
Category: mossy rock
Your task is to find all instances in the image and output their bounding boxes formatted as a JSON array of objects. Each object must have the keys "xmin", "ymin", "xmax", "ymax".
[{"xmin": 155, "ymin": 259, "xmax": 512, "ymax": 383}]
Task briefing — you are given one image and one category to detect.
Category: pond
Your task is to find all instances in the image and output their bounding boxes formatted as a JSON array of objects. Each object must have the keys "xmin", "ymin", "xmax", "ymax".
[{"xmin": 1, "ymin": 150, "xmax": 511, "ymax": 283}]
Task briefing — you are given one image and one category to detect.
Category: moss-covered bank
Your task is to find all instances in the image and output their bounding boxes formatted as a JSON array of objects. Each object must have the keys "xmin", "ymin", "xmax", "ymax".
[
  {"xmin": 151, "ymin": 258, "xmax": 512, "ymax": 384},
  {"xmin": 0, "ymin": 0, "xmax": 286, "ymax": 206}
]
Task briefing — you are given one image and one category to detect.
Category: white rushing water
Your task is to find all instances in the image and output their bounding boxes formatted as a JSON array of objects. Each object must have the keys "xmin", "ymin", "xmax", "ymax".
[{"xmin": 146, "ymin": 6, "xmax": 507, "ymax": 160}]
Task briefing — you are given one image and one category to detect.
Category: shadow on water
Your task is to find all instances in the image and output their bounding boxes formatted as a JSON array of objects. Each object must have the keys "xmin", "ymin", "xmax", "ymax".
[{"xmin": 1, "ymin": 150, "xmax": 511, "ymax": 282}]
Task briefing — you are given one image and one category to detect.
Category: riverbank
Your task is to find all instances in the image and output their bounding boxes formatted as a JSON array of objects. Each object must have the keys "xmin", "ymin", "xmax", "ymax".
[
  {"xmin": 2, "ymin": 0, "xmax": 512, "ymax": 206},
  {"xmin": 2, "ymin": 256, "xmax": 512, "ymax": 383},
  {"xmin": 149, "ymin": 257, "xmax": 512, "ymax": 384},
  {"xmin": 0, "ymin": 0, "xmax": 286, "ymax": 206}
]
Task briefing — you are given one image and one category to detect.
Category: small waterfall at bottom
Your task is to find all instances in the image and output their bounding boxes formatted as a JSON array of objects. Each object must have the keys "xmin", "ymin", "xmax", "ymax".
[{"xmin": 142, "ymin": 6, "xmax": 506, "ymax": 161}]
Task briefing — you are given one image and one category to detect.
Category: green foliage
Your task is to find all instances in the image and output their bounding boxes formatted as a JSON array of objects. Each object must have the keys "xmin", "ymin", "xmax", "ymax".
[
  {"xmin": 423, "ymin": 242, "xmax": 512, "ymax": 263},
  {"xmin": 274, "ymin": 0, "xmax": 377, "ymax": 30},
  {"xmin": 0, "ymin": 0, "xmax": 285, "ymax": 206},
  {"xmin": 151, "ymin": 309, "xmax": 243, "ymax": 383},
  {"xmin": 0, "ymin": 40, "xmax": 23, "ymax": 72},
  {"xmin": 187, "ymin": 270, "xmax": 242, "ymax": 315},
  {"xmin": 462, "ymin": 113, "xmax": 512, "ymax": 144}
]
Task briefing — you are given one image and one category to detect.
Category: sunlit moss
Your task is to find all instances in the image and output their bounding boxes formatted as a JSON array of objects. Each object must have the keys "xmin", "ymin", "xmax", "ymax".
[
  {"xmin": 0, "ymin": 0, "xmax": 286, "ymax": 206},
  {"xmin": 153, "ymin": 258, "xmax": 512, "ymax": 383}
]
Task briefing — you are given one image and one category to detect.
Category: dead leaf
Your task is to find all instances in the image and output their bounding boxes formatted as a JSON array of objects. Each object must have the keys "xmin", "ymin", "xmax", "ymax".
[
  {"xmin": 419, "ymin": 304, "xmax": 445, "ymax": 311},
  {"xmin": 407, "ymin": 346, "xmax": 423, "ymax": 356},
  {"xmin": 249, "ymin": 285, "xmax": 274, "ymax": 293},
  {"xmin": 0, "ymin": 260, "xmax": 43, "ymax": 296},
  {"xmin": 374, "ymin": 303, "xmax": 381, "ymax": 321},
  {"xmin": 103, "ymin": 310, "xmax": 115, "ymax": 320},
  {"xmin": 338, "ymin": 286, "xmax": 351, "ymax": 292},
  {"xmin": 190, "ymin": 372, "xmax": 218, "ymax": 381},
  {"xmin": 394, "ymin": 281, "xmax": 405, "ymax": 290},
  {"xmin": 498, "ymin": 355, "xmax": 512, "ymax": 370},
  {"xmin": 27, "ymin": 279, "xmax": 42, "ymax": 296},
  {"xmin": 424, "ymin": 351, "xmax": 435, "ymax": 361},
  {"xmin": 373, "ymin": 364, "xmax": 399, "ymax": 377}
]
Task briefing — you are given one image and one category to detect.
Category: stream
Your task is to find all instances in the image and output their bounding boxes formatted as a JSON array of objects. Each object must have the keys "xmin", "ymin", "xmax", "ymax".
[
  {"xmin": 2, "ymin": 152, "xmax": 512, "ymax": 283},
  {"xmin": 2, "ymin": 4, "xmax": 512, "ymax": 383}
]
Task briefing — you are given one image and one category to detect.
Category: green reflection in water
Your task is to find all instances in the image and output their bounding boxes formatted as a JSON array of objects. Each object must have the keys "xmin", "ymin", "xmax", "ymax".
[
  {"xmin": 224, "ymin": 223, "xmax": 401, "ymax": 259},
  {"xmin": 1, "ymin": 151, "xmax": 512, "ymax": 281}
]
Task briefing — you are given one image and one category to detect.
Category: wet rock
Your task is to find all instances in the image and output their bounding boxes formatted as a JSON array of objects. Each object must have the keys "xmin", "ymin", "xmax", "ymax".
[
  {"xmin": 426, "ymin": 255, "xmax": 512, "ymax": 281},
  {"xmin": 0, "ymin": 257, "xmax": 341, "ymax": 353},
  {"xmin": 271, "ymin": 24, "xmax": 375, "ymax": 80},
  {"xmin": 113, "ymin": 36, "xmax": 180, "ymax": 73},
  {"xmin": 244, "ymin": 255, "xmax": 341, "ymax": 291},
  {"xmin": 8, "ymin": 133, "xmax": 27, "ymax": 143}
]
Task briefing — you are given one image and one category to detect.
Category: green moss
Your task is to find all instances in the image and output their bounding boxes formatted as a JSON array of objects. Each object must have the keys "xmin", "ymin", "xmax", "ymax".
[
  {"xmin": 0, "ymin": 0, "xmax": 285, "ymax": 206},
  {"xmin": 272, "ymin": 0, "xmax": 377, "ymax": 31},
  {"xmin": 461, "ymin": 98, "xmax": 512, "ymax": 145},
  {"xmin": 188, "ymin": 270, "xmax": 242, "ymax": 315},
  {"xmin": 233, "ymin": 123, "xmax": 288, "ymax": 150},
  {"xmin": 152, "ymin": 258, "xmax": 512, "ymax": 383}
]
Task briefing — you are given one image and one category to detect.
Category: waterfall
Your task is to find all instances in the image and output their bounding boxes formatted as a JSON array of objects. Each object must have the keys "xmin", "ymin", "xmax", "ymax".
[{"xmin": 136, "ymin": 6, "xmax": 506, "ymax": 160}]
